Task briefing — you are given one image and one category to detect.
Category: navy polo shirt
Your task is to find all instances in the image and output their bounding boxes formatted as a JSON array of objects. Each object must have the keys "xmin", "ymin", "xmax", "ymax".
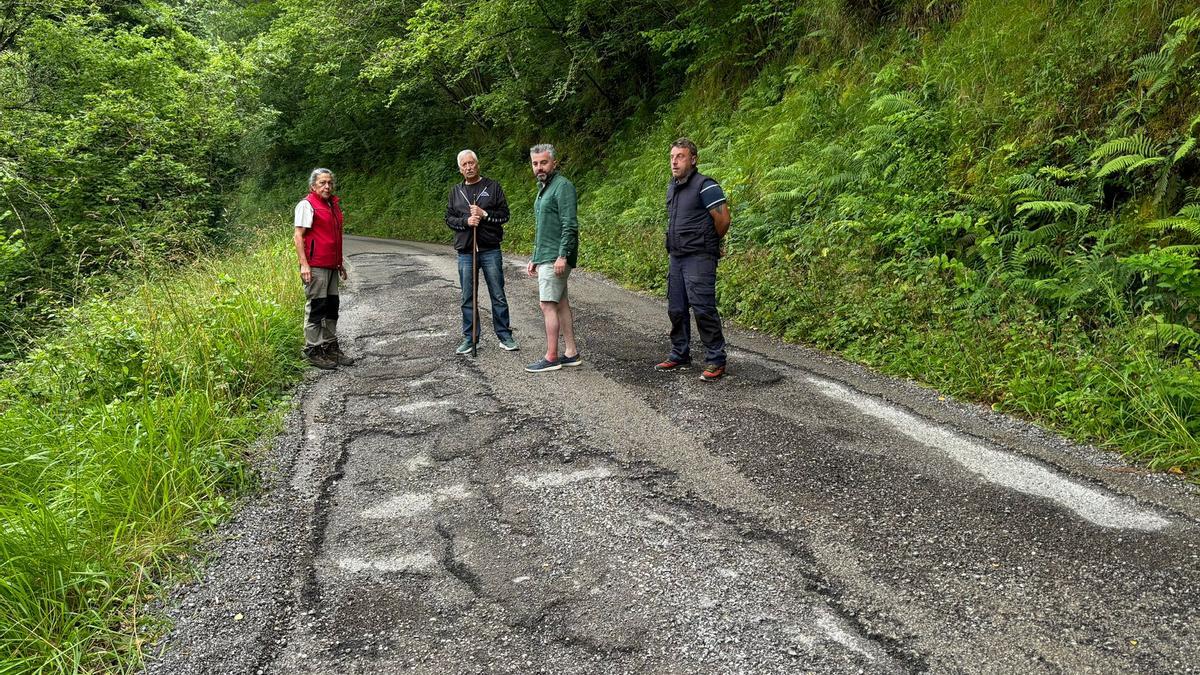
[{"xmin": 666, "ymin": 170, "xmax": 726, "ymax": 257}]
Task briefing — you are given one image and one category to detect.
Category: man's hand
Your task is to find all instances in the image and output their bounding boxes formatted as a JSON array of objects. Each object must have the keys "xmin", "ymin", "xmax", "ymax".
[
  {"xmin": 467, "ymin": 215, "xmax": 480, "ymax": 227},
  {"xmin": 526, "ymin": 261, "xmax": 536, "ymax": 277},
  {"xmin": 338, "ymin": 266, "xmax": 348, "ymax": 281},
  {"xmin": 300, "ymin": 263, "xmax": 312, "ymax": 284},
  {"xmin": 469, "ymin": 205, "xmax": 487, "ymax": 219},
  {"xmin": 554, "ymin": 256, "xmax": 567, "ymax": 277}
]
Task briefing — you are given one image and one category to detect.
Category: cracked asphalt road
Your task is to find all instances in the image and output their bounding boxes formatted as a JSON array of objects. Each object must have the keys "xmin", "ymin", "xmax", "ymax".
[{"xmin": 147, "ymin": 236, "xmax": 1200, "ymax": 674}]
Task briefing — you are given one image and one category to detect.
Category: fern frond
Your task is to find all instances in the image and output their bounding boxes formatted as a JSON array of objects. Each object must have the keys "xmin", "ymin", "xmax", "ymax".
[
  {"xmin": 868, "ymin": 93, "xmax": 918, "ymax": 116},
  {"xmin": 1129, "ymin": 156, "xmax": 1169, "ymax": 173},
  {"xmin": 1141, "ymin": 320, "xmax": 1200, "ymax": 353},
  {"xmin": 818, "ymin": 171, "xmax": 858, "ymax": 193},
  {"xmin": 1162, "ymin": 10, "xmax": 1200, "ymax": 56},
  {"xmin": 1145, "ymin": 205, "xmax": 1200, "ymax": 238},
  {"xmin": 1096, "ymin": 155, "xmax": 1146, "ymax": 178},
  {"xmin": 1161, "ymin": 243, "xmax": 1200, "ymax": 255},
  {"xmin": 1089, "ymin": 134, "xmax": 1161, "ymax": 163},
  {"xmin": 1173, "ymin": 137, "xmax": 1197, "ymax": 163},
  {"xmin": 1146, "ymin": 75, "xmax": 1176, "ymax": 99},
  {"xmin": 1029, "ymin": 220, "xmax": 1070, "ymax": 244},
  {"xmin": 1016, "ymin": 200, "xmax": 1092, "ymax": 219},
  {"xmin": 763, "ymin": 188, "xmax": 811, "ymax": 205},
  {"xmin": 1018, "ymin": 245, "xmax": 1058, "ymax": 269},
  {"xmin": 1129, "ymin": 53, "xmax": 1172, "ymax": 82},
  {"xmin": 765, "ymin": 165, "xmax": 811, "ymax": 182},
  {"xmin": 1006, "ymin": 173, "xmax": 1039, "ymax": 191}
]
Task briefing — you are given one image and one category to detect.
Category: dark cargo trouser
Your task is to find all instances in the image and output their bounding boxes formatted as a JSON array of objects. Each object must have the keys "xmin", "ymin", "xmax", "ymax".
[
  {"xmin": 667, "ymin": 253, "xmax": 726, "ymax": 366},
  {"xmin": 304, "ymin": 266, "xmax": 339, "ymax": 351}
]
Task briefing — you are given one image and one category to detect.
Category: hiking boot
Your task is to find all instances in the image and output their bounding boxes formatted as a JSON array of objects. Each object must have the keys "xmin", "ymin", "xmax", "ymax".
[
  {"xmin": 525, "ymin": 357, "xmax": 561, "ymax": 372},
  {"xmin": 699, "ymin": 363, "xmax": 725, "ymax": 382},
  {"xmin": 326, "ymin": 341, "xmax": 356, "ymax": 366},
  {"xmin": 456, "ymin": 337, "xmax": 476, "ymax": 355},
  {"xmin": 498, "ymin": 335, "xmax": 520, "ymax": 351},
  {"xmin": 654, "ymin": 357, "xmax": 691, "ymax": 371},
  {"xmin": 559, "ymin": 352, "xmax": 582, "ymax": 367},
  {"xmin": 304, "ymin": 347, "xmax": 337, "ymax": 370}
]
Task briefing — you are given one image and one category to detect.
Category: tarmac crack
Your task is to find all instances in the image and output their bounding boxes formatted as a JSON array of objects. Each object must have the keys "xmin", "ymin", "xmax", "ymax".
[{"xmin": 434, "ymin": 521, "xmax": 484, "ymax": 598}]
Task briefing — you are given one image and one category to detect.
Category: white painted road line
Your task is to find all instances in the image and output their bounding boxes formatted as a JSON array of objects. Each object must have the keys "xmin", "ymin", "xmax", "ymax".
[{"xmin": 807, "ymin": 377, "xmax": 1171, "ymax": 531}]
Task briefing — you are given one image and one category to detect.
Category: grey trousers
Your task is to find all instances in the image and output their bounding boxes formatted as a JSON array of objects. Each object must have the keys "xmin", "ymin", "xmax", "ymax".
[{"xmin": 304, "ymin": 267, "xmax": 339, "ymax": 350}]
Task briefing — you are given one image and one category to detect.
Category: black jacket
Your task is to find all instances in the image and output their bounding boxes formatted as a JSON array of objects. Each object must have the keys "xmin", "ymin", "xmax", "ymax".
[{"xmin": 445, "ymin": 177, "xmax": 510, "ymax": 252}]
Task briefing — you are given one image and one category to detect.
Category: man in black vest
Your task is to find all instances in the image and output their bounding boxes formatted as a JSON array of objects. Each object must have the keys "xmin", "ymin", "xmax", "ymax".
[
  {"xmin": 655, "ymin": 138, "xmax": 731, "ymax": 381},
  {"xmin": 445, "ymin": 149, "xmax": 518, "ymax": 355}
]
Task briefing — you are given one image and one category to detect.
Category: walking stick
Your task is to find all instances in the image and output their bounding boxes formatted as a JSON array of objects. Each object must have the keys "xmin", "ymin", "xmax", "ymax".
[{"xmin": 470, "ymin": 222, "xmax": 479, "ymax": 358}]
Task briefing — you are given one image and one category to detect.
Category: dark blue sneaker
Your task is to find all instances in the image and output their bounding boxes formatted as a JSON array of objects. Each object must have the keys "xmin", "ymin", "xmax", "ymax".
[
  {"xmin": 559, "ymin": 352, "xmax": 582, "ymax": 367},
  {"xmin": 525, "ymin": 357, "xmax": 561, "ymax": 372}
]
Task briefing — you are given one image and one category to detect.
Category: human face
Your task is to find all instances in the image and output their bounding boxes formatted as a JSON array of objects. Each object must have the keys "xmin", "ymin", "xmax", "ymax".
[
  {"xmin": 311, "ymin": 173, "xmax": 334, "ymax": 199},
  {"xmin": 459, "ymin": 154, "xmax": 480, "ymax": 183},
  {"xmin": 670, "ymin": 146, "xmax": 695, "ymax": 180},
  {"xmin": 530, "ymin": 152, "xmax": 557, "ymax": 183}
]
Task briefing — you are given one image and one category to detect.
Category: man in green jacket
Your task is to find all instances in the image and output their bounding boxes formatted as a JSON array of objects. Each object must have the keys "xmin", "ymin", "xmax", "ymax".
[{"xmin": 524, "ymin": 143, "xmax": 581, "ymax": 373}]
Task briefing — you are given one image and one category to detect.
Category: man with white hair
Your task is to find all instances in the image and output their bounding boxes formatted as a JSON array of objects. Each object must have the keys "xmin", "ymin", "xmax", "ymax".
[
  {"xmin": 294, "ymin": 168, "xmax": 354, "ymax": 370},
  {"xmin": 445, "ymin": 149, "xmax": 517, "ymax": 354}
]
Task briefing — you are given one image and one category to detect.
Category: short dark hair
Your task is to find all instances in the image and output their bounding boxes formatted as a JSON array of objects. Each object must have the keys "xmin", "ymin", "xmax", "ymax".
[{"xmin": 671, "ymin": 137, "xmax": 698, "ymax": 156}]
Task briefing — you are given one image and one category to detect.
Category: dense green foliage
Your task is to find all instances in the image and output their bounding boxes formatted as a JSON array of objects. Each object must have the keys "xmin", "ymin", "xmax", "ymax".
[
  {"xmin": 263, "ymin": 0, "xmax": 1200, "ymax": 470},
  {"xmin": 0, "ymin": 233, "xmax": 303, "ymax": 672},
  {"xmin": 0, "ymin": 0, "xmax": 261, "ymax": 357}
]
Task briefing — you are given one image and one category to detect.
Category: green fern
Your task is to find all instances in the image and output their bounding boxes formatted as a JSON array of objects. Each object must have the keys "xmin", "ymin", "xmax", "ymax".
[
  {"xmin": 1015, "ymin": 200, "xmax": 1092, "ymax": 220},
  {"xmin": 868, "ymin": 93, "xmax": 918, "ymax": 117},
  {"xmin": 1173, "ymin": 136, "xmax": 1196, "ymax": 163},
  {"xmin": 1140, "ymin": 320, "xmax": 1200, "ymax": 353},
  {"xmin": 1146, "ymin": 204, "xmax": 1200, "ymax": 239},
  {"xmin": 1089, "ymin": 133, "xmax": 1162, "ymax": 165},
  {"xmin": 1090, "ymin": 125, "xmax": 1197, "ymax": 210},
  {"xmin": 1162, "ymin": 10, "xmax": 1200, "ymax": 56},
  {"xmin": 1122, "ymin": 10, "xmax": 1200, "ymax": 117}
]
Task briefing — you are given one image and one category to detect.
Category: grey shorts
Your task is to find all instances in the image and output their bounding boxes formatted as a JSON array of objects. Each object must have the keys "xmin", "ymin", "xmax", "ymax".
[{"xmin": 537, "ymin": 263, "xmax": 571, "ymax": 302}]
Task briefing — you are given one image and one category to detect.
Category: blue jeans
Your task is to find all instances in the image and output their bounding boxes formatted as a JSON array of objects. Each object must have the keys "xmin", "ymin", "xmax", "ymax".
[
  {"xmin": 458, "ymin": 248, "xmax": 513, "ymax": 340},
  {"xmin": 667, "ymin": 253, "xmax": 726, "ymax": 366}
]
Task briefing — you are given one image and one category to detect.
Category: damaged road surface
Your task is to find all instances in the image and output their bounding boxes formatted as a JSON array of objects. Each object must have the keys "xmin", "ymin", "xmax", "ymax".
[{"xmin": 148, "ymin": 236, "xmax": 1200, "ymax": 674}]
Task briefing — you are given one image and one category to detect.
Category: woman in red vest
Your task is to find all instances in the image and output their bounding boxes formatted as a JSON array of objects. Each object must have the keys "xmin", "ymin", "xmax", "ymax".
[{"xmin": 293, "ymin": 168, "xmax": 355, "ymax": 369}]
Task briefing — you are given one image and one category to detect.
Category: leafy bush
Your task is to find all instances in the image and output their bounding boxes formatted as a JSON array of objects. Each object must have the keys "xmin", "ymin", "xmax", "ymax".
[
  {"xmin": 0, "ymin": 2, "xmax": 262, "ymax": 358},
  {"xmin": 0, "ymin": 233, "xmax": 304, "ymax": 672}
]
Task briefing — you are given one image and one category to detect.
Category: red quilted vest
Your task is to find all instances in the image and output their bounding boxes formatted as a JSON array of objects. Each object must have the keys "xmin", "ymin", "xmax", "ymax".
[{"xmin": 302, "ymin": 192, "xmax": 344, "ymax": 268}]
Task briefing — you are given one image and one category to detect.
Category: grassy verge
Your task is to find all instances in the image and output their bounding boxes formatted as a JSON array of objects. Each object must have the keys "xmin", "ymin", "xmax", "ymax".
[{"xmin": 0, "ymin": 231, "xmax": 304, "ymax": 673}]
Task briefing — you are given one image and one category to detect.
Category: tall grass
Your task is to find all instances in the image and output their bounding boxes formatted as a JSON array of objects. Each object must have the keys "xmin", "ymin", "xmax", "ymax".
[{"xmin": 0, "ymin": 232, "xmax": 304, "ymax": 673}]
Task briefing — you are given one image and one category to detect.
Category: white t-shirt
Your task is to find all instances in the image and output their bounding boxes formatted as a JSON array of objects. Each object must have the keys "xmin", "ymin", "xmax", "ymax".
[{"xmin": 294, "ymin": 200, "xmax": 314, "ymax": 229}]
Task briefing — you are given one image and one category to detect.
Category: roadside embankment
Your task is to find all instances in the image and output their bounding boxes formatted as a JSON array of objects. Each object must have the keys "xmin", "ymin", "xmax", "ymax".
[{"xmin": 0, "ymin": 232, "xmax": 304, "ymax": 673}]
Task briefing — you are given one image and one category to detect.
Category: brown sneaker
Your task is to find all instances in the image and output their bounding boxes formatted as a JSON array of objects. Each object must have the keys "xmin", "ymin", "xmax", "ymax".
[
  {"xmin": 304, "ymin": 347, "xmax": 338, "ymax": 370},
  {"xmin": 326, "ymin": 340, "xmax": 356, "ymax": 366},
  {"xmin": 699, "ymin": 364, "xmax": 725, "ymax": 381}
]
